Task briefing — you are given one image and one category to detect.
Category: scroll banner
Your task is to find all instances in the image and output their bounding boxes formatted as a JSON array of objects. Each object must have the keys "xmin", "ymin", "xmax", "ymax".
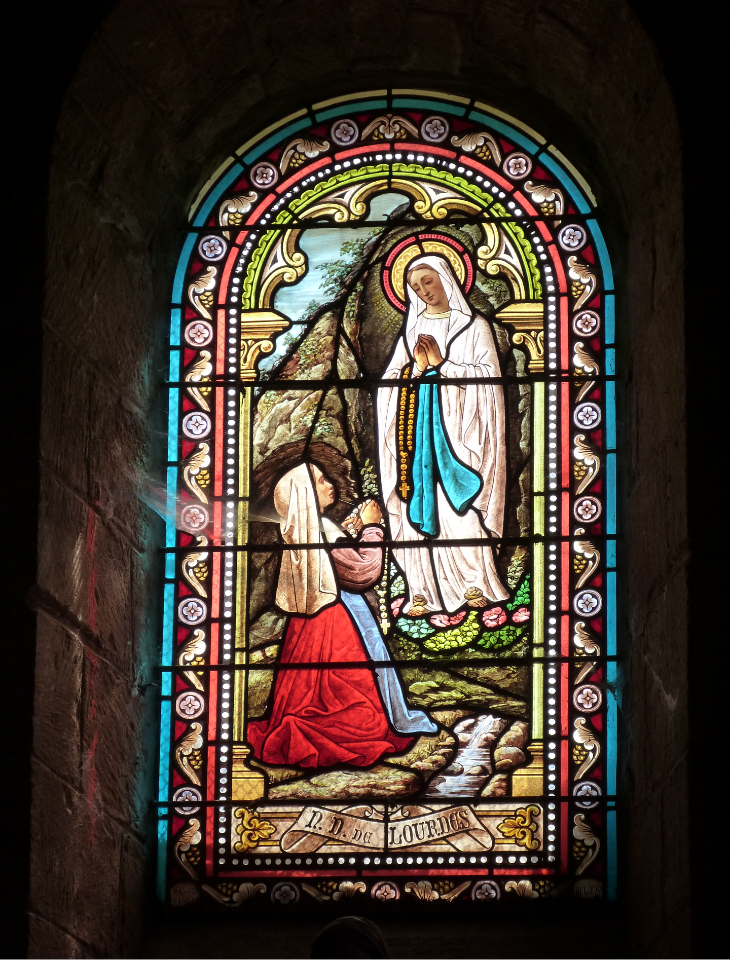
[{"xmin": 280, "ymin": 803, "xmax": 493, "ymax": 854}]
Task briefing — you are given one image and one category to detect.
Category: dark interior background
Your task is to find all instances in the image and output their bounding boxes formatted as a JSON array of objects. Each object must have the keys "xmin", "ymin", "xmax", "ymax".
[{"xmin": 6, "ymin": 2, "xmax": 719, "ymax": 956}]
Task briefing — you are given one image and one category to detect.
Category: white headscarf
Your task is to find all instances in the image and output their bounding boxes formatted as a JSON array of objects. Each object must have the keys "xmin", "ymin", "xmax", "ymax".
[
  {"xmin": 273, "ymin": 464, "xmax": 338, "ymax": 615},
  {"xmin": 405, "ymin": 255, "xmax": 473, "ymax": 359}
]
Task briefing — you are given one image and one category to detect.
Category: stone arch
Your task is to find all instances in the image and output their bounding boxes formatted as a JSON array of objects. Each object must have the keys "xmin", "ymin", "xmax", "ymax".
[{"xmin": 30, "ymin": 2, "xmax": 686, "ymax": 957}]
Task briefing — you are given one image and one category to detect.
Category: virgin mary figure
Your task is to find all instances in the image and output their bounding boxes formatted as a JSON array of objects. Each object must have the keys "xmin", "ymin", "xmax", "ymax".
[
  {"xmin": 247, "ymin": 462, "xmax": 435, "ymax": 770},
  {"xmin": 377, "ymin": 254, "xmax": 509, "ymax": 615}
]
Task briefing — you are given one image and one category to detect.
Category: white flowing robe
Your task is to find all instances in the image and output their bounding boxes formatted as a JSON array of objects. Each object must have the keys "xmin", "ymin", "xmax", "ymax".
[{"xmin": 377, "ymin": 255, "xmax": 509, "ymax": 612}]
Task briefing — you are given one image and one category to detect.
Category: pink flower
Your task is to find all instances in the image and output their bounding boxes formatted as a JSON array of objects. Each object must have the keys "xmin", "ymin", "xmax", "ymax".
[
  {"xmin": 482, "ymin": 607, "xmax": 507, "ymax": 629},
  {"xmin": 391, "ymin": 597, "xmax": 404, "ymax": 617},
  {"xmin": 429, "ymin": 611, "xmax": 466, "ymax": 628},
  {"xmin": 512, "ymin": 607, "xmax": 530, "ymax": 623}
]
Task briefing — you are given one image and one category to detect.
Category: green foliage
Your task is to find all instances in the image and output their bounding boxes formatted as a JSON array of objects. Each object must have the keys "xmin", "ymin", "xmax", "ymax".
[
  {"xmin": 313, "ymin": 415, "xmax": 336, "ymax": 438},
  {"xmin": 476, "ymin": 624, "xmax": 525, "ymax": 651},
  {"xmin": 320, "ymin": 233, "xmax": 381, "ymax": 299},
  {"xmin": 360, "ymin": 458, "xmax": 380, "ymax": 498},
  {"xmin": 506, "ymin": 574, "xmax": 530, "ymax": 611},
  {"xmin": 396, "ymin": 617, "xmax": 436, "ymax": 639},
  {"xmin": 296, "ymin": 331, "xmax": 328, "ymax": 366},
  {"xmin": 506, "ymin": 546, "xmax": 527, "ymax": 589},
  {"xmin": 390, "ymin": 574, "xmax": 405, "ymax": 598},
  {"xmin": 480, "ymin": 277, "xmax": 511, "ymax": 308},
  {"xmin": 422, "ymin": 611, "xmax": 481, "ymax": 654}
]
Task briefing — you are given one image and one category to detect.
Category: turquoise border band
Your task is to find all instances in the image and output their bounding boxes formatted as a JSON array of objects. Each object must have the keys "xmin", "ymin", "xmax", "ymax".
[
  {"xmin": 605, "ymin": 294, "xmax": 615, "ymax": 344},
  {"xmin": 587, "ymin": 219, "xmax": 614, "ymax": 290},
  {"xmin": 172, "ymin": 234, "xmax": 197, "ymax": 303},
  {"xmin": 606, "ymin": 452, "xmax": 616, "ymax": 535},
  {"xmin": 156, "ymin": 800, "xmax": 169, "ymax": 899},
  {"xmin": 605, "ymin": 347, "xmax": 615, "ymax": 375},
  {"xmin": 537, "ymin": 151, "xmax": 591, "ymax": 213},
  {"xmin": 315, "ymin": 100, "xmax": 387, "ymax": 121},
  {"xmin": 170, "ymin": 308, "xmax": 181, "ymax": 347},
  {"xmin": 607, "ymin": 809, "xmax": 617, "ymax": 901},
  {"xmin": 166, "ymin": 388, "xmax": 178, "ymax": 463},
  {"xmin": 606, "ymin": 660, "xmax": 618, "ymax": 795},
  {"xmin": 193, "ymin": 163, "xmax": 243, "ymax": 227},
  {"xmin": 393, "ymin": 97, "xmax": 466, "ymax": 116},
  {"xmin": 607, "ymin": 571, "xmax": 617, "ymax": 656},
  {"xmin": 162, "ymin": 582, "xmax": 175, "ymax": 697},
  {"xmin": 606, "ymin": 381, "xmax": 616, "ymax": 450},
  {"xmin": 468, "ymin": 111, "xmax": 539, "ymax": 154}
]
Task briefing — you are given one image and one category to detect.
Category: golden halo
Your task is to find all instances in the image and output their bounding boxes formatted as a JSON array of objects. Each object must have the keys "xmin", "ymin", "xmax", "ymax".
[{"xmin": 392, "ymin": 240, "xmax": 467, "ymax": 304}]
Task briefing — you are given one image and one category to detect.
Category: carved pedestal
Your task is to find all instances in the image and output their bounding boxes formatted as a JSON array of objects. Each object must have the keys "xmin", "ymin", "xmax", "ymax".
[
  {"xmin": 231, "ymin": 745, "xmax": 265, "ymax": 801},
  {"xmin": 511, "ymin": 741, "xmax": 544, "ymax": 796}
]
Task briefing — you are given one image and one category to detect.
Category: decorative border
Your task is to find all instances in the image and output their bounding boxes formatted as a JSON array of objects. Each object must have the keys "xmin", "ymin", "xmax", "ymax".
[{"xmin": 159, "ymin": 90, "xmax": 616, "ymax": 909}]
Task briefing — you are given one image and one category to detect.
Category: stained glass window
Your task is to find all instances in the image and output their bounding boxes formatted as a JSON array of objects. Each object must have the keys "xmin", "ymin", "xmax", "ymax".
[{"xmin": 159, "ymin": 90, "xmax": 617, "ymax": 910}]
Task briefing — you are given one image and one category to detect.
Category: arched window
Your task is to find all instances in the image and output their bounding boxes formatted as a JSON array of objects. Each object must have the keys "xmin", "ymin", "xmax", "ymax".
[{"xmin": 160, "ymin": 90, "xmax": 616, "ymax": 909}]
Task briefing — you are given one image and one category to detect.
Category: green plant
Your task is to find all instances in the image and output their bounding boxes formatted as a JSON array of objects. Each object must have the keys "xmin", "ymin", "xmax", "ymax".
[
  {"xmin": 506, "ymin": 574, "xmax": 530, "ymax": 611},
  {"xmin": 422, "ymin": 611, "xmax": 481, "ymax": 654},
  {"xmin": 476, "ymin": 624, "xmax": 525, "ymax": 651},
  {"xmin": 360, "ymin": 458, "xmax": 380, "ymax": 498},
  {"xmin": 390, "ymin": 574, "xmax": 405, "ymax": 598},
  {"xmin": 396, "ymin": 617, "xmax": 436, "ymax": 639}
]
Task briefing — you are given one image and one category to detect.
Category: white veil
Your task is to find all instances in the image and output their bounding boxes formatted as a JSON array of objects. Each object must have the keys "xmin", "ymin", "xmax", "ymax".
[
  {"xmin": 404, "ymin": 255, "xmax": 472, "ymax": 358},
  {"xmin": 273, "ymin": 464, "xmax": 338, "ymax": 615}
]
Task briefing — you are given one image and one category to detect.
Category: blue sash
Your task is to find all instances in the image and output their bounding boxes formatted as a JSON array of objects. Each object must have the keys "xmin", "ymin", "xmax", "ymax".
[
  {"xmin": 408, "ymin": 371, "xmax": 482, "ymax": 537},
  {"xmin": 341, "ymin": 591, "xmax": 437, "ymax": 735}
]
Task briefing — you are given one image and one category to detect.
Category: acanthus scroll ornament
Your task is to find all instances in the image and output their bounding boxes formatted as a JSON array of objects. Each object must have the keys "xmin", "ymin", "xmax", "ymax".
[
  {"xmin": 219, "ymin": 192, "xmax": 257, "ymax": 238},
  {"xmin": 185, "ymin": 350, "xmax": 212, "ymax": 412},
  {"xmin": 573, "ymin": 814, "xmax": 601, "ymax": 875},
  {"xmin": 175, "ymin": 722, "xmax": 204, "ymax": 785},
  {"xmin": 573, "ymin": 717, "xmax": 601, "ymax": 779},
  {"xmin": 174, "ymin": 819, "xmax": 202, "ymax": 879},
  {"xmin": 573, "ymin": 532, "xmax": 601, "ymax": 590},
  {"xmin": 361, "ymin": 114, "xmax": 418, "ymax": 141},
  {"xmin": 178, "ymin": 627, "xmax": 207, "ymax": 691},
  {"xmin": 523, "ymin": 181, "xmax": 564, "ymax": 216},
  {"xmin": 573, "ymin": 620, "xmax": 600, "ymax": 658},
  {"xmin": 573, "ymin": 341, "xmax": 600, "ymax": 403},
  {"xmin": 188, "ymin": 267, "xmax": 217, "ymax": 320},
  {"xmin": 567, "ymin": 257, "xmax": 596, "ymax": 312},
  {"xmin": 182, "ymin": 538, "xmax": 209, "ymax": 598},
  {"xmin": 573, "ymin": 434, "xmax": 601, "ymax": 495},
  {"xmin": 572, "ymin": 614, "xmax": 600, "ymax": 684},
  {"xmin": 404, "ymin": 880, "xmax": 439, "ymax": 901},
  {"xmin": 201, "ymin": 881, "xmax": 266, "ymax": 907},
  {"xmin": 279, "ymin": 137, "xmax": 330, "ymax": 174},
  {"xmin": 183, "ymin": 443, "xmax": 211, "ymax": 503},
  {"xmin": 505, "ymin": 879, "xmax": 539, "ymax": 898},
  {"xmin": 451, "ymin": 130, "xmax": 502, "ymax": 164}
]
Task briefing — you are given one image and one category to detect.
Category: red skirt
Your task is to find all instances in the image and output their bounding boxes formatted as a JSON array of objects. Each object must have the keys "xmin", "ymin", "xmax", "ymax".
[{"xmin": 248, "ymin": 602, "xmax": 412, "ymax": 768}]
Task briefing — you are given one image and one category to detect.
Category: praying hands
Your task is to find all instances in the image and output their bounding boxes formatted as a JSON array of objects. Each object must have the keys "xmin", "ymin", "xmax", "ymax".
[{"xmin": 413, "ymin": 333, "xmax": 443, "ymax": 372}]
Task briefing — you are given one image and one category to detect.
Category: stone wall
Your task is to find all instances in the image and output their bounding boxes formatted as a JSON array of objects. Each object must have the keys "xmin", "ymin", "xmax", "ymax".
[{"xmin": 30, "ymin": 1, "xmax": 687, "ymax": 956}]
